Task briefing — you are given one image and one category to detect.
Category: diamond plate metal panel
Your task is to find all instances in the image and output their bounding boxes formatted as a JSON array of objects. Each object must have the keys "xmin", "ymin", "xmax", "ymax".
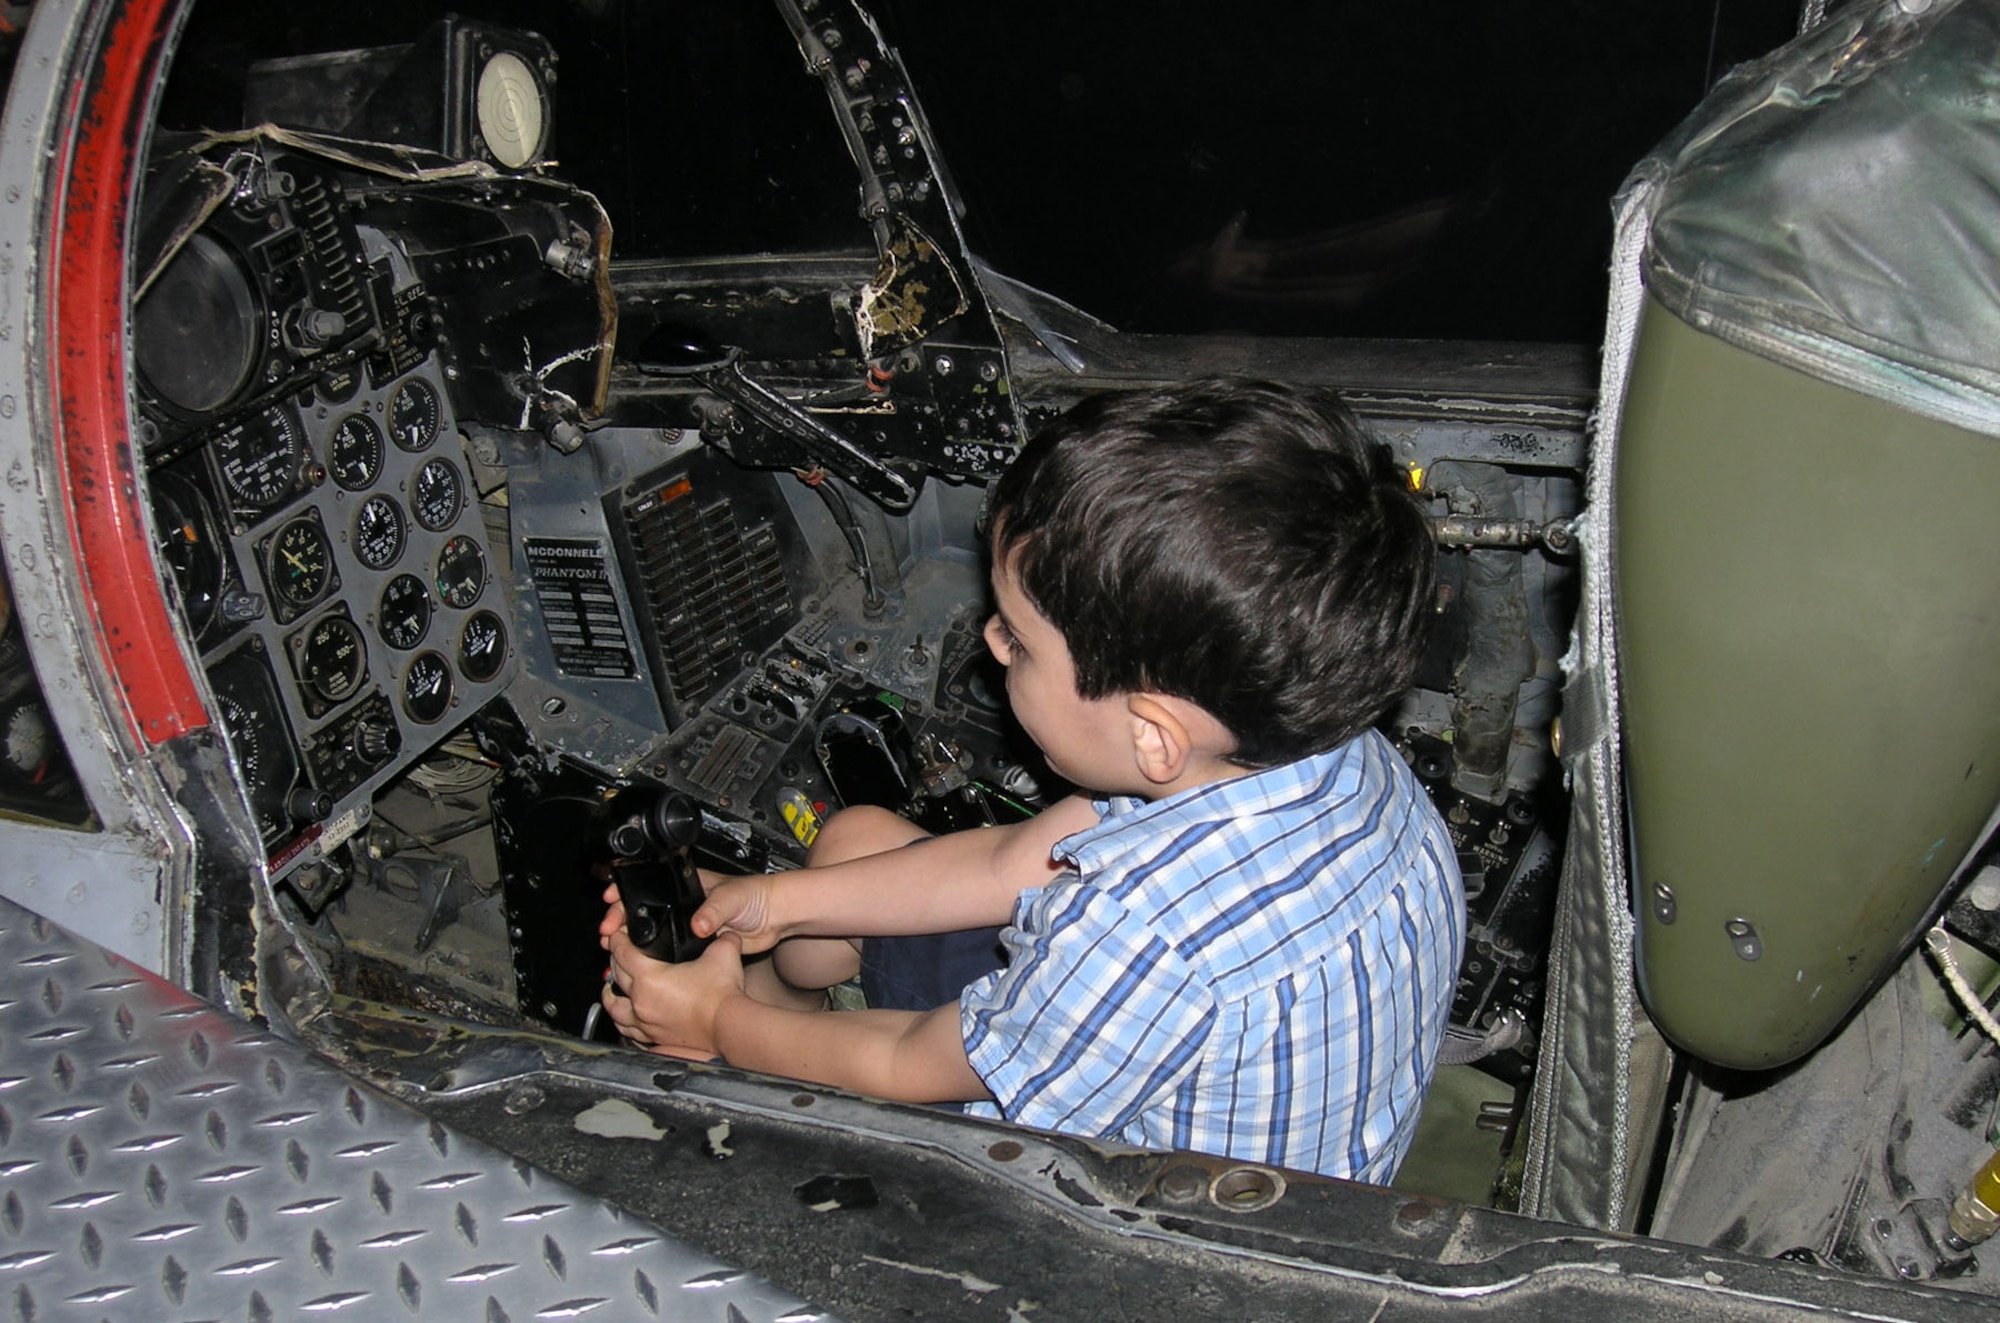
[{"xmin": 0, "ymin": 893, "xmax": 833, "ymax": 1322}]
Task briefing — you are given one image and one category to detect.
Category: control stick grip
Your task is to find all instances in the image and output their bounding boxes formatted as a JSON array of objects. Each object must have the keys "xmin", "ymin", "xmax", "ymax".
[{"xmin": 606, "ymin": 789, "xmax": 710, "ymax": 963}]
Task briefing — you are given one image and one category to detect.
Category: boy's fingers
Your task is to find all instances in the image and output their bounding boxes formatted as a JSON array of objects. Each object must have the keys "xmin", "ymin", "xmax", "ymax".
[{"xmin": 692, "ymin": 879, "xmax": 775, "ymax": 947}]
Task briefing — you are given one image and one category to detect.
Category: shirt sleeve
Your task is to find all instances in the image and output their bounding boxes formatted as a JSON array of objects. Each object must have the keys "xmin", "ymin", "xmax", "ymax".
[{"xmin": 960, "ymin": 874, "xmax": 1216, "ymax": 1141}]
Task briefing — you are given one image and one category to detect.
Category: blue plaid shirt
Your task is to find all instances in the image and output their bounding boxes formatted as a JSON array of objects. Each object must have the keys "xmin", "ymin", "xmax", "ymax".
[{"xmin": 959, "ymin": 730, "xmax": 1463, "ymax": 1182}]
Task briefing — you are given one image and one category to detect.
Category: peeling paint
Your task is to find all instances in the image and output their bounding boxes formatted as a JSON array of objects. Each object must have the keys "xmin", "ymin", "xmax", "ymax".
[
  {"xmin": 572, "ymin": 1098, "xmax": 665, "ymax": 1142},
  {"xmin": 860, "ymin": 1254, "xmax": 1001, "ymax": 1294},
  {"xmin": 854, "ymin": 217, "xmax": 965, "ymax": 358}
]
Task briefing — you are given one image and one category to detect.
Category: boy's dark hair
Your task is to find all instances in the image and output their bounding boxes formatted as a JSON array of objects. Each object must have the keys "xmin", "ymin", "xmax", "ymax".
[{"xmin": 987, "ymin": 378, "xmax": 1435, "ymax": 768}]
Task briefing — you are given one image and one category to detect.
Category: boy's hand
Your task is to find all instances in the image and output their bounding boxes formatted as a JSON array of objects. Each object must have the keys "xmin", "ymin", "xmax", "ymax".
[
  {"xmin": 690, "ymin": 872, "xmax": 784, "ymax": 951},
  {"xmin": 602, "ymin": 927, "xmax": 747, "ymax": 1058}
]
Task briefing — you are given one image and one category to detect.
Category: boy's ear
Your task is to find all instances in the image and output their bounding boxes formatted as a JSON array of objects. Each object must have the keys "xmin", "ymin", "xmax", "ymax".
[{"xmin": 1126, "ymin": 693, "xmax": 1196, "ymax": 786}]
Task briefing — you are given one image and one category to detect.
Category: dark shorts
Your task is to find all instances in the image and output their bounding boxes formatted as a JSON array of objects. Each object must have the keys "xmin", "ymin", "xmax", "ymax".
[{"xmin": 859, "ymin": 926, "xmax": 1008, "ymax": 1013}]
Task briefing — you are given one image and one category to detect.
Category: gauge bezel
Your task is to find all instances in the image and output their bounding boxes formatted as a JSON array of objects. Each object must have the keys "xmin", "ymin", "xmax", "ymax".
[
  {"xmin": 401, "ymin": 650, "xmax": 454, "ymax": 725},
  {"xmin": 149, "ymin": 465, "xmax": 230, "ymax": 643},
  {"xmin": 261, "ymin": 509, "xmax": 338, "ymax": 623},
  {"xmin": 378, "ymin": 573, "xmax": 433, "ymax": 651},
  {"xmin": 213, "ymin": 404, "xmax": 308, "ymax": 515},
  {"xmin": 391, "ymin": 377, "xmax": 442, "ymax": 453},
  {"xmin": 435, "ymin": 533, "xmax": 487, "ymax": 610},
  {"xmin": 411, "ymin": 456, "xmax": 465, "ymax": 531},
  {"xmin": 353, "ymin": 494, "xmax": 408, "ymax": 572},
  {"xmin": 458, "ymin": 608, "xmax": 509, "ymax": 684},
  {"xmin": 289, "ymin": 610, "xmax": 369, "ymax": 714},
  {"xmin": 329, "ymin": 413, "xmax": 386, "ymax": 491}
]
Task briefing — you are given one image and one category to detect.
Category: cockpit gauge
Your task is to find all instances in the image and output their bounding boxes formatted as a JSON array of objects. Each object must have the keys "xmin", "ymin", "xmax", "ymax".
[
  {"xmin": 458, "ymin": 609, "xmax": 508, "ymax": 683},
  {"xmin": 329, "ymin": 413, "xmax": 386, "ymax": 490},
  {"xmin": 391, "ymin": 378, "xmax": 441, "ymax": 452},
  {"xmin": 0, "ymin": 698, "xmax": 56, "ymax": 785},
  {"xmin": 411, "ymin": 457, "xmax": 464, "ymax": 531},
  {"xmin": 379, "ymin": 574, "xmax": 432, "ymax": 651},
  {"xmin": 213, "ymin": 405, "xmax": 306, "ymax": 511},
  {"xmin": 402, "ymin": 650, "xmax": 453, "ymax": 724},
  {"xmin": 208, "ymin": 647, "xmax": 301, "ymax": 846},
  {"xmin": 295, "ymin": 612, "xmax": 368, "ymax": 706},
  {"xmin": 265, "ymin": 512, "xmax": 336, "ymax": 614},
  {"xmin": 435, "ymin": 534, "xmax": 487, "ymax": 609},
  {"xmin": 477, "ymin": 51, "xmax": 547, "ymax": 170},
  {"xmin": 133, "ymin": 231, "xmax": 259, "ymax": 416},
  {"xmin": 353, "ymin": 495, "xmax": 407, "ymax": 571},
  {"xmin": 149, "ymin": 467, "xmax": 227, "ymax": 641}
]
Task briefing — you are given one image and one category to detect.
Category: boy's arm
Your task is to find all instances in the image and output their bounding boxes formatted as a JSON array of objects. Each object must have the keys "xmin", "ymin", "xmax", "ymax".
[
  {"xmin": 603, "ymin": 929, "xmax": 990, "ymax": 1102},
  {"xmin": 693, "ymin": 793, "xmax": 1101, "ymax": 951}
]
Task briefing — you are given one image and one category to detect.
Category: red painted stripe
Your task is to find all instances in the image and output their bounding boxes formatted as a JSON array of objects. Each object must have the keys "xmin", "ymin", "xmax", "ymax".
[{"xmin": 49, "ymin": 0, "xmax": 208, "ymax": 746}]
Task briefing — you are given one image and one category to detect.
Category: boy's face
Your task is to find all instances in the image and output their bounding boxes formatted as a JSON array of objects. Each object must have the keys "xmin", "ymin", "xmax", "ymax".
[{"xmin": 984, "ymin": 551, "xmax": 1139, "ymax": 795}]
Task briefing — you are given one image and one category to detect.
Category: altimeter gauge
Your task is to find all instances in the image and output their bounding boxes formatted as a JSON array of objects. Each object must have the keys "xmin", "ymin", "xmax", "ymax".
[{"xmin": 295, "ymin": 613, "xmax": 368, "ymax": 706}]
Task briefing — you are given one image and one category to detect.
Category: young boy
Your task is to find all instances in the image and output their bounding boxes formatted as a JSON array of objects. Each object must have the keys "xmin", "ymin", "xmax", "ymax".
[{"xmin": 599, "ymin": 378, "xmax": 1464, "ymax": 1183}]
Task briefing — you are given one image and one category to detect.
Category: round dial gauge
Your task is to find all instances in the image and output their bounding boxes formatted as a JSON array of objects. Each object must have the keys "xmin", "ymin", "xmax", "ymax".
[
  {"xmin": 0, "ymin": 699, "xmax": 55, "ymax": 785},
  {"xmin": 134, "ymin": 232, "xmax": 258, "ymax": 415},
  {"xmin": 150, "ymin": 468, "xmax": 226, "ymax": 640},
  {"xmin": 434, "ymin": 534, "xmax": 487, "ymax": 609},
  {"xmin": 353, "ymin": 495, "xmax": 406, "ymax": 571},
  {"xmin": 476, "ymin": 51, "xmax": 545, "ymax": 169},
  {"xmin": 215, "ymin": 691, "xmax": 263, "ymax": 789},
  {"xmin": 329, "ymin": 413, "xmax": 385, "ymax": 491},
  {"xmin": 402, "ymin": 650, "xmax": 453, "ymax": 724},
  {"xmin": 214, "ymin": 406, "xmax": 305, "ymax": 510},
  {"xmin": 298, "ymin": 613, "xmax": 367, "ymax": 705},
  {"xmin": 379, "ymin": 574, "xmax": 432, "ymax": 651},
  {"xmin": 458, "ymin": 609, "xmax": 508, "ymax": 684},
  {"xmin": 209, "ymin": 649, "xmax": 302, "ymax": 845},
  {"xmin": 391, "ymin": 378, "xmax": 441, "ymax": 452},
  {"xmin": 267, "ymin": 515, "xmax": 334, "ymax": 610},
  {"xmin": 411, "ymin": 458, "xmax": 464, "ymax": 531}
]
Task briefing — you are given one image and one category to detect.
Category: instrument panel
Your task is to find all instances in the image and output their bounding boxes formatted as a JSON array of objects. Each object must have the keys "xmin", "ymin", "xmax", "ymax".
[
  {"xmin": 136, "ymin": 142, "xmax": 526, "ymax": 880},
  {"xmin": 156, "ymin": 359, "xmax": 517, "ymax": 876}
]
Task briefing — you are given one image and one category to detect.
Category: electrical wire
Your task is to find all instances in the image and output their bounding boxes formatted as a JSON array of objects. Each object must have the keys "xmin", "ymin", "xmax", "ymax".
[{"xmin": 1926, "ymin": 925, "xmax": 2000, "ymax": 1047}]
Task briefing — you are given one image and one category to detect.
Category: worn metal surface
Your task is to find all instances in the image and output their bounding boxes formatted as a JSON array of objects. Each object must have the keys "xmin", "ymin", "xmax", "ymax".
[
  {"xmin": 0, "ymin": 891, "xmax": 827, "ymax": 1321},
  {"xmin": 293, "ymin": 999, "xmax": 2000, "ymax": 1322},
  {"xmin": 0, "ymin": 0, "xmax": 200, "ymax": 977}
]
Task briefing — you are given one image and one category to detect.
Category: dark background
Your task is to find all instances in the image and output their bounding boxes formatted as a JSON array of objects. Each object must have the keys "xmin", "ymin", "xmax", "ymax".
[
  {"xmin": 158, "ymin": 0, "xmax": 1803, "ymax": 346},
  {"xmin": 872, "ymin": 1, "xmax": 1802, "ymax": 343}
]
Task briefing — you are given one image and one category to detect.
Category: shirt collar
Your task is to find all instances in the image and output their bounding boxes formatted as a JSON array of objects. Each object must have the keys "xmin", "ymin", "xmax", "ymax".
[{"xmin": 1055, "ymin": 733, "xmax": 1372, "ymax": 873}]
